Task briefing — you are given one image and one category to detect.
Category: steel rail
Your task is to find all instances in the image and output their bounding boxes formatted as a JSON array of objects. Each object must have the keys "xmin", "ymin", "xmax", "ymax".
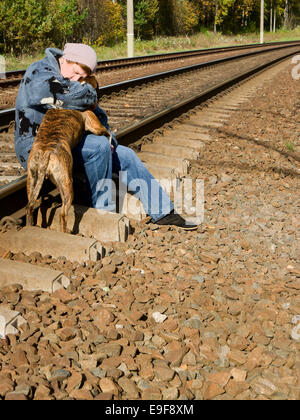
[
  {"xmin": 99, "ymin": 42, "xmax": 300, "ymax": 96},
  {"xmin": 88, "ymin": 39, "xmax": 300, "ymax": 70},
  {"xmin": 0, "ymin": 108, "xmax": 15, "ymax": 130},
  {"xmin": 0, "ymin": 46, "xmax": 298, "ymax": 219},
  {"xmin": 1, "ymin": 41, "xmax": 299, "ymax": 127},
  {"xmin": 2, "ymin": 39, "xmax": 300, "ymax": 86},
  {"xmin": 116, "ymin": 48, "xmax": 299, "ymax": 145}
]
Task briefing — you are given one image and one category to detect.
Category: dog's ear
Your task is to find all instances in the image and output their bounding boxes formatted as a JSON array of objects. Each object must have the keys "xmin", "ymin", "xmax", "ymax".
[
  {"xmin": 88, "ymin": 76, "xmax": 100, "ymax": 102},
  {"xmin": 79, "ymin": 76, "xmax": 100, "ymax": 102},
  {"xmin": 82, "ymin": 110, "xmax": 108, "ymax": 136}
]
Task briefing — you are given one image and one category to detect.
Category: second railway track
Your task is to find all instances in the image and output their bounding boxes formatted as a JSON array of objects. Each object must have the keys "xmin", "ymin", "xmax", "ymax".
[{"xmin": 0, "ymin": 42, "xmax": 299, "ymax": 191}]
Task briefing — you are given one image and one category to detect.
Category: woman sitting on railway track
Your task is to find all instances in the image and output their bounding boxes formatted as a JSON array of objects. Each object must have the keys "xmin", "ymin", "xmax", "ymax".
[{"xmin": 14, "ymin": 43, "xmax": 197, "ymax": 230}]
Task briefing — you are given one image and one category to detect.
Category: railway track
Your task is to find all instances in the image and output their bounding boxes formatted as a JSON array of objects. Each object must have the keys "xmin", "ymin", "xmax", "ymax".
[
  {"xmin": 0, "ymin": 42, "xmax": 299, "ymax": 190},
  {"xmin": 1, "ymin": 40, "xmax": 300, "ymax": 110},
  {"xmin": 0, "ymin": 43, "xmax": 299, "ymax": 400},
  {"xmin": 2, "ymin": 40, "xmax": 300, "ymax": 86}
]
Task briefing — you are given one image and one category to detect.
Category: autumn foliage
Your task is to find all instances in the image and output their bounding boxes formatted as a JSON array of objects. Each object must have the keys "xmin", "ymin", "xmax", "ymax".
[{"xmin": 0, "ymin": 0, "xmax": 299, "ymax": 55}]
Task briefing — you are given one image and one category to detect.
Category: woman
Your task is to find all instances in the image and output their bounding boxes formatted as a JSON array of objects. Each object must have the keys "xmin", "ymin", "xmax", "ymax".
[{"xmin": 14, "ymin": 43, "xmax": 197, "ymax": 229}]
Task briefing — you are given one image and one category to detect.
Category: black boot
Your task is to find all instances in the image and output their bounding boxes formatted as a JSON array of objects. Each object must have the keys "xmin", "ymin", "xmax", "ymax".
[{"xmin": 151, "ymin": 210, "xmax": 198, "ymax": 230}]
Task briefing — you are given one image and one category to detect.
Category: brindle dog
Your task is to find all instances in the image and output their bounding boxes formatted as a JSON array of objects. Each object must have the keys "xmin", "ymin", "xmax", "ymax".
[{"xmin": 26, "ymin": 76, "xmax": 109, "ymax": 233}]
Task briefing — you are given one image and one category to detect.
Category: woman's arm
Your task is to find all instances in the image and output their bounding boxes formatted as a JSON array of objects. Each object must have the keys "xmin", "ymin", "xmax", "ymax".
[
  {"xmin": 93, "ymin": 106, "xmax": 118, "ymax": 149},
  {"xmin": 23, "ymin": 63, "xmax": 97, "ymax": 111}
]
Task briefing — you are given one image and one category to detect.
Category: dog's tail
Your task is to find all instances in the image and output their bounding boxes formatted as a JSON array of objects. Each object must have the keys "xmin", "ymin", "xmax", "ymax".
[{"xmin": 27, "ymin": 151, "xmax": 51, "ymax": 209}]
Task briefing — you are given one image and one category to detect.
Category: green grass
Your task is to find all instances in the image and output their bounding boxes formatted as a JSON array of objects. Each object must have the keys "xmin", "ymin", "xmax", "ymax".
[
  {"xmin": 286, "ymin": 142, "xmax": 295, "ymax": 152},
  {"xmin": 3, "ymin": 27, "xmax": 300, "ymax": 71}
]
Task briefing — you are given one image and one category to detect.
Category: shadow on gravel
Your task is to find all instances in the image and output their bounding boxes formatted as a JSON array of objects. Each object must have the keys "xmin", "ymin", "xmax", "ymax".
[
  {"xmin": 199, "ymin": 159, "xmax": 300, "ymax": 179},
  {"xmin": 214, "ymin": 128, "xmax": 300, "ymax": 173},
  {"xmin": 216, "ymin": 128, "xmax": 300, "ymax": 163}
]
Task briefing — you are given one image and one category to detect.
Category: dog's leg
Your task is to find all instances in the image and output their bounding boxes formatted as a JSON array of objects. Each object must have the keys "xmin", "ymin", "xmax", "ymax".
[
  {"xmin": 52, "ymin": 167, "xmax": 74, "ymax": 233},
  {"xmin": 26, "ymin": 169, "xmax": 36, "ymax": 227},
  {"xmin": 82, "ymin": 110, "xmax": 110, "ymax": 136},
  {"xmin": 26, "ymin": 158, "xmax": 46, "ymax": 227},
  {"xmin": 60, "ymin": 187, "xmax": 73, "ymax": 234}
]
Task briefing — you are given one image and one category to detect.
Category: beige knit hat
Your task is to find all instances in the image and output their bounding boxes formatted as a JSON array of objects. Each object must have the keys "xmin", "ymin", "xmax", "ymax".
[{"xmin": 63, "ymin": 43, "xmax": 98, "ymax": 72}]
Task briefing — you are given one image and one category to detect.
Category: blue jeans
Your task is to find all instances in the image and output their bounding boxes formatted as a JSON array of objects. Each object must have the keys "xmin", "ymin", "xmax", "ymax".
[{"xmin": 72, "ymin": 133, "xmax": 174, "ymax": 221}]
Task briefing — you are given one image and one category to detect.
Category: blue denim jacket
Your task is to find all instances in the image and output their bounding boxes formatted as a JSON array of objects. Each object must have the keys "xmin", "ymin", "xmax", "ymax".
[{"xmin": 14, "ymin": 47, "xmax": 115, "ymax": 169}]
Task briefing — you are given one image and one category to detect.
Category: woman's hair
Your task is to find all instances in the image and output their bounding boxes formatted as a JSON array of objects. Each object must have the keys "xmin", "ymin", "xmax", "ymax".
[{"xmin": 66, "ymin": 59, "xmax": 92, "ymax": 76}]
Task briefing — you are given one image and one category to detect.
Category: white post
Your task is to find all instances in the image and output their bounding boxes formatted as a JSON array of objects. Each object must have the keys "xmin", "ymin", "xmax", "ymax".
[
  {"xmin": 127, "ymin": 0, "xmax": 134, "ymax": 57},
  {"xmin": 270, "ymin": 0, "xmax": 273, "ymax": 32},
  {"xmin": 0, "ymin": 55, "xmax": 6, "ymax": 79},
  {"xmin": 260, "ymin": 0, "xmax": 264, "ymax": 43}
]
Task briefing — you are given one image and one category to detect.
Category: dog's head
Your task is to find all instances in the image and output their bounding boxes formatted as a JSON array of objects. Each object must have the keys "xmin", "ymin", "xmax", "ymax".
[{"xmin": 79, "ymin": 75, "xmax": 100, "ymax": 102}]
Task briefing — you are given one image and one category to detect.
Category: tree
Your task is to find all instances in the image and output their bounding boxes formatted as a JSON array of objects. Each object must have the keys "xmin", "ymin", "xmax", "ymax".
[
  {"xmin": 172, "ymin": 0, "xmax": 199, "ymax": 34},
  {"xmin": 158, "ymin": 0, "xmax": 198, "ymax": 36},
  {"xmin": 282, "ymin": 0, "xmax": 300, "ymax": 28},
  {"xmin": 213, "ymin": 1, "xmax": 236, "ymax": 34},
  {"xmin": 1, "ymin": 0, "xmax": 300, "ymax": 55},
  {"xmin": 266, "ymin": 0, "xmax": 299, "ymax": 29},
  {"xmin": 0, "ymin": 0, "xmax": 86, "ymax": 54},
  {"xmin": 47, "ymin": 0, "xmax": 87, "ymax": 47},
  {"xmin": 78, "ymin": 0, "xmax": 125, "ymax": 45},
  {"xmin": 134, "ymin": 0, "xmax": 159, "ymax": 39},
  {"xmin": 0, "ymin": 0, "xmax": 49, "ymax": 54},
  {"xmin": 118, "ymin": 0, "xmax": 198, "ymax": 39}
]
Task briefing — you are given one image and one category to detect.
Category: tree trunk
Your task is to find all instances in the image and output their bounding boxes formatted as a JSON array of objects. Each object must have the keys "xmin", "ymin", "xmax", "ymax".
[
  {"xmin": 284, "ymin": 0, "xmax": 289, "ymax": 28},
  {"xmin": 214, "ymin": 2, "xmax": 218, "ymax": 35}
]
